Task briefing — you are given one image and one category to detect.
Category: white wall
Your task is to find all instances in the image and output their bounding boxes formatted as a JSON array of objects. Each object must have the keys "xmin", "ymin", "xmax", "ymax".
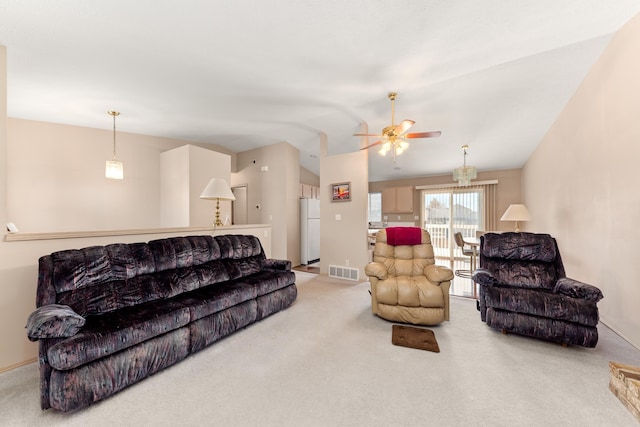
[{"xmin": 523, "ymin": 13, "xmax": 640, "ymax": 348}]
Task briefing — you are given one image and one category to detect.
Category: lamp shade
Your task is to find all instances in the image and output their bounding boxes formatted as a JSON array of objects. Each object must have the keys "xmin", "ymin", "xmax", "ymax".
[
  {"xmin": 500, "ymin": 204, "xmax": 531, "ymax": 232},
  {"xmin": 105, "ymin": 160, "xmax": 124, "ymax": 180},
  {"xmin": 500, "ymin": 204, "xmax": 531, "ymax": 222},
  {"xmin": 200, "ymin": 178, "xmax": 235, "ymax": 201}
]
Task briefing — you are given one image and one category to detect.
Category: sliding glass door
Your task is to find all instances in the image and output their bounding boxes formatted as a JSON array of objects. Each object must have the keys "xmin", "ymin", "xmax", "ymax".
[{"xmin": 421, "ymin": 188, "xmax": 483, "ymax": 271}]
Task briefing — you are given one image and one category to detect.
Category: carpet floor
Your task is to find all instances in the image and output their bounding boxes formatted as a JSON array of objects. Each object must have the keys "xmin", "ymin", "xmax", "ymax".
[{"xmin": 1, "ymin": 271, "xmax": 640, "ymax": 426}]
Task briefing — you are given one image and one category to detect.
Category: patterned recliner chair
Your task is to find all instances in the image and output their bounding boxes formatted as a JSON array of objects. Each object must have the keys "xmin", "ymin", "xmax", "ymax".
[
  {"xmin": 365, "ymin": 227, "xmax": 454, "ymax": 326},
  {"xmin": 472, "ymin": 232, "xmax": 604, "ymax": 347}
]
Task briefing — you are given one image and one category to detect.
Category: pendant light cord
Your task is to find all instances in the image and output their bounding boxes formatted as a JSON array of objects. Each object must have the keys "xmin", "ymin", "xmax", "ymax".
[{"xmin": 109, "ymin": 111, "xmax": 120, "ymax": 160}]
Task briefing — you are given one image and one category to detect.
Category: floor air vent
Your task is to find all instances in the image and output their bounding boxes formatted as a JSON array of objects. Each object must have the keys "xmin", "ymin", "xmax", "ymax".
[{"xmin": 328, "ymin": 265, "xmax": 359, "ymax": 281}]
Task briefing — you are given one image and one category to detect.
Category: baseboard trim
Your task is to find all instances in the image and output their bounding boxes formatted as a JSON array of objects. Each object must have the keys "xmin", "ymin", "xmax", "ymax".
[{"xmin": 0, "ymin": 357, "xmax": 37, "ymax": 374}]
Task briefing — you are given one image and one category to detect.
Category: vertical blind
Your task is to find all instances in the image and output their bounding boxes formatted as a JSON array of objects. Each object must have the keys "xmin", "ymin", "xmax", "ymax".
[{"xmin": 417, "ymin": 180, "xmax": 498, "ymax": 233}]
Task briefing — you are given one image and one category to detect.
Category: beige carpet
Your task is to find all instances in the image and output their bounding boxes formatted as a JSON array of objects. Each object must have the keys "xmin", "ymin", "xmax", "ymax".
[{"xmin": 1, "ymin": 271, "xmax": 640, "ymax": 426}]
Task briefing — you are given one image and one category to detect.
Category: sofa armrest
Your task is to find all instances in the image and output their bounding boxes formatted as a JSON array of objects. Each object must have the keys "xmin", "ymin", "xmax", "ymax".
[
  {"xmin": 424, "ymin": 264, "xmax": 454, "ymax": 283},
  {"xmin": 263, "ymin": 259, "xmax": 292, "ymax": 272},
  {"xmin": 365, "ymin": 262, "xmax": 388, "ymax": 280},
  {"xmin": 472, "ymin": 268, "xmax": 499, "ymax": 287},
  {"xmin": 25, "ymin": 304, "xmax": 85, "ymax": 342},
  {"xmin": 554, "ymin": 277, "xmax": 604, "ymax": 302}
]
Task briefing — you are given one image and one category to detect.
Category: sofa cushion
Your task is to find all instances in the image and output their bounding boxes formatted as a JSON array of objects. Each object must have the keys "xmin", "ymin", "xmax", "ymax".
[
  {"xmin": 223, "ymin": 256, "xmax": 263, "ymax": 280},
  {"xmin": 216, "ymin": 234, "xmax": 264, "ymax": 259},
  {"xmin": 489, "ymin": 259, "xmax": 558, "ymax": 290},
  {"xmin": 47, "ymin": 299, "xmax": 190, "ymax": 370},
  {"xmin": 187, "ymin": 235, "xmax": 221, "ymax": 265},
  {"xmin": 107, "ymin": 242, "xmax": 168, "ymax": 279},
  {"xmin": 484, "ymin": 286, "xmax": 600, "ymax": 326},
  {"xmin": 192, "ymin": 260, "xmax": 231, "ymax": 286},
  {"xmin": 56, "ymin": 268, "xmax": 200, "ymax": 317},
  {"xmin": 173, "ymin": 281, "xmax": 258, "ymax": 321},
  {"xmin": 239, "ymin": 270, "xmax": 296, "ymax": 296},
  {"xmin": 56, "ymin": 280, "xmax": 125, "ymax": 316},
  {"xmin": 50, "ymin": 246, "xmax": 116, "ymax": 293},
  {"xmin": 482, "ymin": 232, "xmax": 556, "ymax": 262}
]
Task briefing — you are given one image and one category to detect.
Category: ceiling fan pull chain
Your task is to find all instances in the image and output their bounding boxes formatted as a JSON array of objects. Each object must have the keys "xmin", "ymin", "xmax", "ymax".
[{"xmin": 389, "ymin": 92, "xmax": 396, "ymax": 126}]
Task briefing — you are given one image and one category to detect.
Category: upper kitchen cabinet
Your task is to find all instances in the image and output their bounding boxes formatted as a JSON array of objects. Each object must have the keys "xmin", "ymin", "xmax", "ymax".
[
  {"xmin": 300, "ymin": 183, "xmax": 320, "ymax": 199},
  {"xmin": 382, "ymin": 186, "xmax": 414, "ymax": 213}
]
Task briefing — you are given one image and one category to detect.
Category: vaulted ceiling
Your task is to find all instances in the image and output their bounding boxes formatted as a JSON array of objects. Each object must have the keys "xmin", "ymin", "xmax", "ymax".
[{"xmin": 1, "ymin": 1, "xmax": 639, "ymax": 182}]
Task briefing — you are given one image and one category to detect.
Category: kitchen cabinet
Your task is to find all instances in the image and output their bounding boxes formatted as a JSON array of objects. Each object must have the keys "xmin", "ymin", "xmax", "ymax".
[
  {"xmin": 300, "ymin": 183, "xmax": 320, "ymax": 199},
  {"xmin": 382, "ymin": 186, "xmax": 414, "ymax": 213}
]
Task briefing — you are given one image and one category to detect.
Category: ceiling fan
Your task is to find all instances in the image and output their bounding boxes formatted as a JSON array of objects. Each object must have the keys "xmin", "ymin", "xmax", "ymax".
[{"xmin": 354, "ymin": 92, "xmax": 441, "ymax": 160}]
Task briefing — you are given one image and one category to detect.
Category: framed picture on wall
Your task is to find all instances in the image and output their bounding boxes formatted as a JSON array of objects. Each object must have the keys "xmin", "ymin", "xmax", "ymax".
[{"xmin": 330, "ymin": 182, "xmax": 351, "ymax": 202}]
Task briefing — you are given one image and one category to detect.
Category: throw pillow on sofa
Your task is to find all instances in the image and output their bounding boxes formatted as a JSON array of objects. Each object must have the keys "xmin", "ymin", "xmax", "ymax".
[{"xmin": 26, "ymin": 304, "xmax": 85, "ymax": 341}]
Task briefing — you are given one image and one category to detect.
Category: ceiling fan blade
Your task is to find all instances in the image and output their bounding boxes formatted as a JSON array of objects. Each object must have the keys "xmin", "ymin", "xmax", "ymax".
[
  {"xmin": 359, "ymin": 140, "xmax": 383, "ymax": 150},
  {"xmin": 405, "ymin": 131, "xmax": 442, "ymax": 139},
  {"xmin": 353, "ymin": 133, "xmax": 383, "ymax": 137},
  {"xmin": 394, "ymin": 119, "xmax": 415, "ymax": 136}
]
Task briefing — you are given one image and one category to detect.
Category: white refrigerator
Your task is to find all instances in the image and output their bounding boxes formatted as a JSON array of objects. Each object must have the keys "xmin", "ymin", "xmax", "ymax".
[{"xmin": 300, "ymin": 198, "xmax": 320, "ymax": 265}]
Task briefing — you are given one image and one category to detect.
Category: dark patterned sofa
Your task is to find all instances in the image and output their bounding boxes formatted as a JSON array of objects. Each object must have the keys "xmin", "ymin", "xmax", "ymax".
[
  {"xmin": 472, "ymin": 232, "xmax": 603, "ymax": 347},
  {"xmin": 26, "ymin": 234, "xmax": 297, "ymax": 412}
]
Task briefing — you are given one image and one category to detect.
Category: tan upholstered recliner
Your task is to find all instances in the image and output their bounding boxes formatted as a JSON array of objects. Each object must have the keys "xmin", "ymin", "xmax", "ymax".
[{"xmin": 365, "ymin": 228, "xmax": 454, "ymax": 325}]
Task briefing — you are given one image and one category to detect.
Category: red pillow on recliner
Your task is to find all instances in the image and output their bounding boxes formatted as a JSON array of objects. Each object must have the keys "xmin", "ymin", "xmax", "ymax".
[{"xmin": 385, "ymin": 227, "xmax": 422, "ymax": 246}]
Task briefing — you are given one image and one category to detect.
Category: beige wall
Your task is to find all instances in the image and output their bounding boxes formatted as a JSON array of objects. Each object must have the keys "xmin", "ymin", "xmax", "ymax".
[
  {"xmin": 319, "ymin": 134, "xmax": 369, "ymax": 278},
  {"xmin": 160, "ymin": 144, "xmax": 232, "ymax": 227},
  {"xmin": 369, "ymin": 168, "xmax": 522, "ymax": 231},
  {"xmin": 300, "ymin": 166, "xmax": 320, "ymax": 186},
  {"xmin": 523, "ymin": 13, "xmax": 640, "ymax": 348},
  {"xmin": 7, "ymin": 118, "xmax": 235, "ymax": 233},
  {"xmin": 232, "ymin": 142, "xmax": 300, "ymax": 264}
]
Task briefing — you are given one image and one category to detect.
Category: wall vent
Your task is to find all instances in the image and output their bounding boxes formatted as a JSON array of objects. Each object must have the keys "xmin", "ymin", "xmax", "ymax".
[{"xmin": 328, "ymin": 265, "xmax": 359, "ymax": 281}]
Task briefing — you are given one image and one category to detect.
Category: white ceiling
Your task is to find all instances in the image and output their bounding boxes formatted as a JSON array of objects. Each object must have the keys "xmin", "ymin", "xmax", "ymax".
[{"xmin": 1, "ymin": 1, "xmax": 639, "ymax": 182}]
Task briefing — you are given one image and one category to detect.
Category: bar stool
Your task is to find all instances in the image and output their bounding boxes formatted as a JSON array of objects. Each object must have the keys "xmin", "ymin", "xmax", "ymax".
[{"xmin": 454, "ymin": 232, "xmax": 474, "ymax": 279}]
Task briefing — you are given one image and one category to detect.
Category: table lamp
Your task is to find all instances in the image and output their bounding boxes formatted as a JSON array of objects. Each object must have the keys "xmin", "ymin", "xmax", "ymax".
[
  {"xmin": 200, "ymin": 178, "xmax": 236, "ymax": 227},
  {"xmin": 500, "ymin": 204, "xmax": 531, "ymax": 232}
]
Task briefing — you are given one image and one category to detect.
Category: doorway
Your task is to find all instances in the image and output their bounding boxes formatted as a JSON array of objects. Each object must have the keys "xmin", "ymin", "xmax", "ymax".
[{"xmin": 231, "ymin": 185, "xmax": 248, "ymax": 225}]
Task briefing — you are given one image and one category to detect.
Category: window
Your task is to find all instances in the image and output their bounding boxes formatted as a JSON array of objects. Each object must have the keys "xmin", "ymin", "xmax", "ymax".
[{"xmin": 368, "ymin": 192, "xmax": 382, "ymax": 223}]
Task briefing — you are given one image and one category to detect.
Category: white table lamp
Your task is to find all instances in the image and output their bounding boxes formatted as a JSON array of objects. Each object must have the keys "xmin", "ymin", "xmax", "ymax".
[
  {"xmin": 500, "ymin": 204, "xmax": 531, "ymax": 232},
  {"xmin": 200, "ymin": 178, "xmax": 236, "ymax": 227}
]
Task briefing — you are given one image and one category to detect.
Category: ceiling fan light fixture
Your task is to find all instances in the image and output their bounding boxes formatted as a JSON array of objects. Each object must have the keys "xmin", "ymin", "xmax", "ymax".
[
  {"xmin": 379, "ymin": 141, "xmax": 391, "ymax": 156},
  {"xmin": 355, "ymin": 92, "xmax": 441, "ymax": 159},
  {"xmin": 453, "ymin": 144, "xmax": 477, "ymax": 186},
  {"xmin": 395, "ymin": 140, "xmax": 409, "ymax": 155}
]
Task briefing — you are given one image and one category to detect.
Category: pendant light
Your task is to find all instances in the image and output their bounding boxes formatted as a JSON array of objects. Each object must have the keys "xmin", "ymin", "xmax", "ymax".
[
  {"xmin": 105, "ymin": 110, "xmax": 124, "ymax": 180},
  {"xmin": 453, "ymin": 144, "xmax": 477, "ymax": 186}
]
